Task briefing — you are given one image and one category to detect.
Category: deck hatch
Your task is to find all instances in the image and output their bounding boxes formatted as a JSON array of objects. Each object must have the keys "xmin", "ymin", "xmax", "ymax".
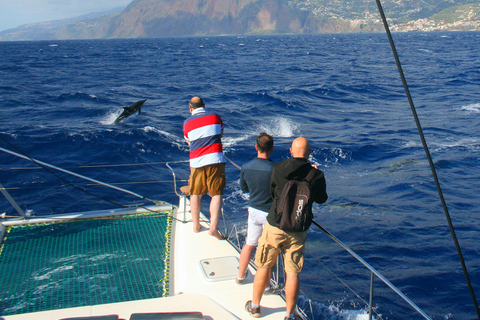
[{"xmin": 199, "ymin": 256, "xmax": 239, "ymax": 281}]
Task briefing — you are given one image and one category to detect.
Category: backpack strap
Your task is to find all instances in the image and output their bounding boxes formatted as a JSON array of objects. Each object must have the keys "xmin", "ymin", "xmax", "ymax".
[{"xmin": 305, "ymin": 167, "xmax": 317, "ymax": 184}]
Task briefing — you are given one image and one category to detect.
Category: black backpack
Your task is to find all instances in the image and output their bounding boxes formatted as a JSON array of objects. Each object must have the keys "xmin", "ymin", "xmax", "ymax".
[{"xmin": 276, "ymin": 167, "xmax": 317, "ymax": 232}]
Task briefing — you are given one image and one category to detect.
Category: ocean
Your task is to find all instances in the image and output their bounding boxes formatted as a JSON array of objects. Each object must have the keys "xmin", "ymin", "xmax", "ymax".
[{"xmin": 1, "ymin": 31, "xmax": 480, "ymax": 319}]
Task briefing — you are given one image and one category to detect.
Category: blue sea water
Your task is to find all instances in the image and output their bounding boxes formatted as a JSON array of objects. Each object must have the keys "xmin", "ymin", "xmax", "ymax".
[{"xmin": 1, "ymin": 31, "xmax": 480, "ymax": 319}]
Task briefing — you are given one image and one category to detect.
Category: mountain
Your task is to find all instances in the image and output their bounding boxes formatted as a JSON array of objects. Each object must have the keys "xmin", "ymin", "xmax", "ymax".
[
  {"xmin": 1, "ymin": 0, "xmax": 479, "ymax": 41},
  {"xmin": 0, "ymin": 8, "xmax": 125, "ymax": 41}
]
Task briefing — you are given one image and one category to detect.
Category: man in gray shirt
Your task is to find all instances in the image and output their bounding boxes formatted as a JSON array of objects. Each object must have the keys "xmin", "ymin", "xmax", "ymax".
[{"xmin": 236, "ymin": 132, "xmax": 274, "ymax": 284}]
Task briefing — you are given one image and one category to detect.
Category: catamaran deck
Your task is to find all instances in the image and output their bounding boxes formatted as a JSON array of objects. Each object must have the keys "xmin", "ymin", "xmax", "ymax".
[
  {"xmin": 171, "ymin": 196, "xmax": 287, "ymax": 319},
  {"xmin": 2, "ymin": 197, "xmax": 287, "ymax": 320}
]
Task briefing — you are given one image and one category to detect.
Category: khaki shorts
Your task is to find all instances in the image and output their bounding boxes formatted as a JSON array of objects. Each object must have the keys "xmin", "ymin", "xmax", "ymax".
[
  {"xmin": 189, "ymin": 163, "xmax": 226, "ymax": 196},
  {"xmin": 254, "ymin": 221, "xmax": 308, "ymax": 275}
]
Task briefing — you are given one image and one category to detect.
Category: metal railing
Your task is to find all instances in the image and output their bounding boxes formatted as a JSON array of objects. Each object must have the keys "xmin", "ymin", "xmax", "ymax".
[
  {"xmin": 311, "ymin": 220, "xmax": 431, "ymax": 320},
  {"xmin": 0, "ymin": 147, "xmax": 432, "ymax": 320},
  {"xmin": 166, "ymin": 157, "xmax": 432, "ymax": 320}
]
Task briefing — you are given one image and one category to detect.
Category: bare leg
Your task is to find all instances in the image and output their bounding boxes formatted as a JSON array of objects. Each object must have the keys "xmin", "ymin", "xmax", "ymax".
[
  {"xmin": 208, "ymin": 195, "xmax": 224, "ymax": 239},
  {"xmin": 284, "ymin": 273, "xmax": 300, "ymax": 315},
  {"xmin": 252, "ymin": 267, "xmax": 270, "ymax": 306},
  {"xmin": 190, "ymin": 194, "xmax": 202, "ymax": 233},
  {"xmin": 238, "ymin": 244, "xmax": 255, "ymax": 279}
]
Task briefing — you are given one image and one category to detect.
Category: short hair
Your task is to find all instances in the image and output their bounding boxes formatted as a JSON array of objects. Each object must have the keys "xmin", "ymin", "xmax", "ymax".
[
  {"xmin": 256, "ymin": 132, "xmax": 274, "ymax": 153},
  {"xmin": 189, "ymin": 97, "xmax": 205, "ymax": 109}
]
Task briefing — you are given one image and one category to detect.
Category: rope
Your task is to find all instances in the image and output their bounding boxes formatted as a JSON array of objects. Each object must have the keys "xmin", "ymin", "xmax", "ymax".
[
  {"xmin": 375, "ymin": 1, "xmax": 480, "ymax": 318},
  {"xmin": 0, "ymin": 135, "xmax": 160, "ymax": 214},
  {"xmin": 1, "ymin": 179, "xmax": 186, "ymax": 191},
  {"xmin": 0, "ymin": 161, "xmax": 173, "ymax": 171},
  {"xmin": 224, "ymin": 155, "xmax": 242, "ymax": 170}
]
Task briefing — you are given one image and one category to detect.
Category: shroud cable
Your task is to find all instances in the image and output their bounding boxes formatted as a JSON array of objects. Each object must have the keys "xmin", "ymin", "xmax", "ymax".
[{"xmin": 374, "ymin": 0, "xmax": 480, "ymax": 318}]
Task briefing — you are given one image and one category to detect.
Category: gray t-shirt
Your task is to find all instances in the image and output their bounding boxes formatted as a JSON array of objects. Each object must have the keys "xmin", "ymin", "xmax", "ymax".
[{"xmin": 240, "ymin": 157, "xmax": 274, "ymax": 213}]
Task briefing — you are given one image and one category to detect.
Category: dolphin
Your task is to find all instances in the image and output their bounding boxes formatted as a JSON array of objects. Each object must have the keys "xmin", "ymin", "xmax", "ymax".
[{"xmin": 114, "ymin": 99, "xmax": 147, "ymax": 124}]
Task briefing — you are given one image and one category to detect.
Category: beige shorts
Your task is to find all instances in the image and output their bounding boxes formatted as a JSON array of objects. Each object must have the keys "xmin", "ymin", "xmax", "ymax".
[
  {"xmin": 254, "ymin": 221, "xmax": 308, "ymax": 275},
  {"xmin": 189, "ymin": 163, "xmax": 226, "ymax": 196}
]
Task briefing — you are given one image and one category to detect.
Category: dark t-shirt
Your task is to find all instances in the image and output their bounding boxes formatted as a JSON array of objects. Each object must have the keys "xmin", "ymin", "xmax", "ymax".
[
  {"xmin": 267, "ymin": 157, "xmax": 328, "ymax": 227},
  {"xmin": 240, "ymin": 157, "xmax": 274, "ymax": 213}
]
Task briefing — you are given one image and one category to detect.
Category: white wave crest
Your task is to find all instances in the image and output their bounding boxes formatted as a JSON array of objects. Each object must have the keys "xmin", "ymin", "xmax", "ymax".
[
  {"xmin": 432, "ymin": 137, "xmax": 480, "ymax": 152},
  {"xmin": 223, "ymin": 116, "xmax": 299, "ymax": 149},
  {"xmin": 256, "ymin": 116, "xmax": 299, "ymax": 138},
  {"xmin": 460, "ymin": 103, "xmax": 480, "ymax": 113},
  {"xmin": 138, "ymin": 116, "xmax": 298, "ymax": 152},
  {"xmin": 142, "ymin": 126, "xmax": 186, "ymax": 150},
  {"xmin": 303, "ymin": 298, "xmax": 374, "ymax": 320},
  {"xmin": 222, "ymin": 134, "xmax": 251, "ymax": 148}
]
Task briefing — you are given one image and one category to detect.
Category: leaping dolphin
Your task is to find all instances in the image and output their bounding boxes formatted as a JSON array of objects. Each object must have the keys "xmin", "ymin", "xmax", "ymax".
[{"xmin": 114, "ymin": 99, "xmax": 147, "ymax": 124}]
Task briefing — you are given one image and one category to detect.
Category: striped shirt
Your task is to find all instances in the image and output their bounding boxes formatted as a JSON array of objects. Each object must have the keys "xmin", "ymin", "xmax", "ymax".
[{"xmin": 183, "ymin": 108, "xmax": 226, "ymax": 168}]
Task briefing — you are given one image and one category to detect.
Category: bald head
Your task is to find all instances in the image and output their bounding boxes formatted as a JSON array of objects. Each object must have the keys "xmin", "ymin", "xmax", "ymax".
[
  {"xmin": 290, "ymin": 137, "xmax": 311, "ymax": 159},
  {"xmin": 189, "ymin": 96, "xmax": 205, "ymax": 110}
]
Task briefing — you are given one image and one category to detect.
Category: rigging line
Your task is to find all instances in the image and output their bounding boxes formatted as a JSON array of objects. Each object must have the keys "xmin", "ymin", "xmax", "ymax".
[
  {"xmin": 375, "ymin": 1, "xmax": 480, "ymax": 318},
  {"xmin": 1, "ymin": 161, "xmax": 173, "ymax": 170},
  {"xmin": 1, "ymin": 179, "xmax": 184, "ymax": 191},
  {"xmin": 0, "ymin": 138, "xmax": 158, "ymax": 213},
  {"xmin": 302, "ymin": 238, "xmax": 383, "ymax": 320},
  {"xmin": 224, "ymin": 155, "xmax": 242, "ymax": 170},
  {"xmin": 0, "ymin": 146, "xmax": 132, "ymax": 212},
  {"xmin": 0, "ymin": 144, "xmax": 157, "ymax": 203}
]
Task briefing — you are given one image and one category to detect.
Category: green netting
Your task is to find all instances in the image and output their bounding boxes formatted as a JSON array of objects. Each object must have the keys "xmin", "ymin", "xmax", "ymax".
[{"xmin": 0, "ymin": 211, "xmax": 172, "ymax": 316}]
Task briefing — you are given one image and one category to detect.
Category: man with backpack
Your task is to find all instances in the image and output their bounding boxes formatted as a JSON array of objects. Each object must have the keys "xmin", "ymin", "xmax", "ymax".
[{"xmin": 245, "ymin": 137, "xmax": 328, "ymax": 320}]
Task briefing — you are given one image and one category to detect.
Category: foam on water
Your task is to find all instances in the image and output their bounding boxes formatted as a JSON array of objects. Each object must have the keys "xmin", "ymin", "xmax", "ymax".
[
  {"xmin": 223, "ymin": 116, "xmax": 299, "ymax": 148},
  {"xmin": 422, "ymin": 136, "xmax": 480, "ymax": 153},
  {"xmin": 256, "ymin": 116, "xmax": 300, "ymax": 138},
  {"xmin": 142, "ymin": 126, "xmax": 186, "ymax": 150},
  {"xmin": 300, "ymin": 298, "xmax": 373, "ymax": 320},
  {"xmin": 460, "ymin": 102, "xmax": 480, "ymax": 113},
  {"xmin": 222, "ymin": 133, "xmax": 251, "ymax": 148}
]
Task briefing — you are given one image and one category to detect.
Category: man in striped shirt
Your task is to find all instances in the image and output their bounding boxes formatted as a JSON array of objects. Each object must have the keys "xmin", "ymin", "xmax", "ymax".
[{"xmin": 183, "ymin": 96, "xmax": 226, "ymax": 240}]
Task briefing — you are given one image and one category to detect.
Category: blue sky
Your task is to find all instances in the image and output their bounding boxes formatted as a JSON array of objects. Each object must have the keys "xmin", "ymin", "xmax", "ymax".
[{"xmin": 0, "ymin": 0, "xmax": 132, "ymax": 32}]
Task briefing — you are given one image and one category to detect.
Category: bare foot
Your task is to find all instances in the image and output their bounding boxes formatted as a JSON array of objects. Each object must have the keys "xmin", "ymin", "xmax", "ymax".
[
  {"xmin": 193, "ymin": 225, "xmax": 203, "ymax": 233},
  {"xmin": 208, "ymin": 229, "xmax": 225, "ymax": 240}
]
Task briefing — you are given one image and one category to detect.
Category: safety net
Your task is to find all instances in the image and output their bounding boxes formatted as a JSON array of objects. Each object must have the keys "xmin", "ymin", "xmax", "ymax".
[{"xmin": 0, "ymin": 211, "xmax": 173, "ymax": 316}]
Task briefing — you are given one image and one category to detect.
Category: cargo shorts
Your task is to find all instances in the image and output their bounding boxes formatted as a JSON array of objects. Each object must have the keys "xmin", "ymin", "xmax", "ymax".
[
  {"xmin": 254, "ymin": 221, "xmax": 308, "ymax": 275},
  {"xmin": 189, "ymin": 163, "xmax": 226, "ymax": 196}
]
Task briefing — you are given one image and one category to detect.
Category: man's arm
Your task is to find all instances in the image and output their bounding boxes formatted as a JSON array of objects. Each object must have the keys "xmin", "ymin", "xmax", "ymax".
[
  {"xmin": 313, "ymin": 171, "xmax": 328, "ymax": 204},
  {"xmin": 183, "ymin": 125, "xmax": 190, "ymax": 146},
  {"xmin": 240, "ymin": 170, "xmax": 249, "ymax": 193}
]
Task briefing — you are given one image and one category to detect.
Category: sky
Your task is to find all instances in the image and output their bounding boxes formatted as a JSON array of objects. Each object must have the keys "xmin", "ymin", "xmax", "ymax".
[{"xmin": 0, "ymin": 0, "xmax": 133, "ymax": 32}]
